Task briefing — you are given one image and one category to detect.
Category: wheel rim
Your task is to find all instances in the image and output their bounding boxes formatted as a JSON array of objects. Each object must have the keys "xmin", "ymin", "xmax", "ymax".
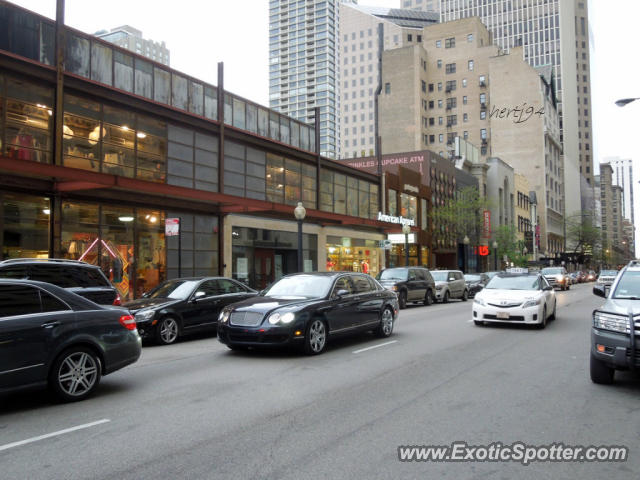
[
  {"xmin": 400, "ymin": 292, "xmax": 406, "ymax": 306},
  {"xmin": 57, "ymin": 352, "xmax": 98, "ymax": 397},
  {"xmin": 309, "ymin": 320, "xmax": 326, "ymax": 353},
  {"xmin": 426, "ymin": 291, "xmax": 432, "ymax": 304},
  {"xmin": 160, "ymin": 318, "xmax": 179, "ymax": 343},
  {"xmin": 381, "ymin": 309, "xmax": 394, "ymax": 335}
]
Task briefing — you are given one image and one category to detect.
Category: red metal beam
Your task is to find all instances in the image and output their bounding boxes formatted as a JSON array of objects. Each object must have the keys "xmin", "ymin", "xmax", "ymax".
[{"xmin": 55, "ymin": 181, "xmax": 111, "ymax": 192}]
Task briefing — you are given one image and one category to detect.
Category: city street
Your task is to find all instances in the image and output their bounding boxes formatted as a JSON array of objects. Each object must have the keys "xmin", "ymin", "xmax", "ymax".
[{"xmin": 1, "ymin": 283, "xmax": 639, "ymax": 479}]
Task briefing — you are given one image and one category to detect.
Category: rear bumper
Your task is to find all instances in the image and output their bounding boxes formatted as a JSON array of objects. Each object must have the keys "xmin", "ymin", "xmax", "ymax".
[{"xmin": 103, "ymin": 331, "xmax": 142, "ymax": 374}]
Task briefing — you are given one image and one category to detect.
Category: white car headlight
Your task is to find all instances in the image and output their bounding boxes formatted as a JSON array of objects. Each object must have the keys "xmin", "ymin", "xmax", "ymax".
[
  {"xmin": 522, "ymin": 298, "xmax": 541, "ymax": 309},
  {"xmin": 593, "ymin": 311, "xmax": 630, "ymax": 334},
  {"xmin": 268, "ymin": 312, "xmax": 295, "ymax": 325},
  {"xmin": 134, "ymin": 310, "xmax": 155, "ymax": 322},
  {"xmin": 474, "ymin": 297, "xmax": 486, "ymax": 306},
  {"xmin": 219, "ymin": 309, "xmax": 230, "ymax": 324}
]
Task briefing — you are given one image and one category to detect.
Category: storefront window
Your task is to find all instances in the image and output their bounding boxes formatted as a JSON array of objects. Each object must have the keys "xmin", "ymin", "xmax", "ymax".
[
  {"xmin": 319, "ymin": 170, "xmax": 333, "ymax": 212},
  {"xmin": 358, "ymin": 180, "xmax": 370, "ymax": 219},
  {"xmin": 61, "ymin": 201, "xmax": 170, "ymax": 301},
  {"xmin": 347, "ymin": 177, "xmax": 358, "ymax": 217},
  {"xmin": 334, "ymin": 173, "xmax": 346, "ymax": 214},
  {"xmin": 135, "ymin": 209, "xmax": 166, "ymax": 298},
  {"xmin": 2, "ymin": 76, "xmax": 54, "ymax": 164},
  {"xmin": 232, "ymin": 226, "xmax": 317, "ymax": 290},
  {"xmin": 326, "ymin": 236, "xmax": 381, "ymax": 277},
  {"xmin": 388, "ymin": 189, "xmax": 398, "ymax": 216},
  {"xmin": 0, "ymin": 192, "xmax": 50, "ymax": 260},
  {"xmin": 401, "ymin": 193, "xmax": 417, "ymax": 222},
  {"xmin": 284, "ymin": 158, "xmax": 301, "ymax": 204}
]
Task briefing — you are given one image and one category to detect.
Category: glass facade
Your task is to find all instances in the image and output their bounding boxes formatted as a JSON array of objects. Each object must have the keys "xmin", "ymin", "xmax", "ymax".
[
  {"xmin": 266, "ymin": 153, "xmax": 317, "ymax": 208},
  {"xmin": 231, "ymin": 226, "xmax": 317, "ymax": 290},
  {"xmin": 0, "ymin": 192, "xmax": 50, "ymax": 260},
  {"xmin": 63, "ymin": 94, "xmax": 167, "ymax": 182},
  {"xmin": 320, "ymin": 170, "xmax": 378, "ymax": 220},
  {"xmin": 0, "ymin": 74, "xmax": 54, "ymax": 164}
]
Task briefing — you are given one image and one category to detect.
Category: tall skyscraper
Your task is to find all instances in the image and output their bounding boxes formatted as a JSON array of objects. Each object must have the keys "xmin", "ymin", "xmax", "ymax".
[
  {"xmin": 268, "ymin": 0, "xmax": 349, "ymax": 159},
  {"xmin": 440, "ymin": 0, "xmax": 592, "ymax": 223},
  {"xmin": 607, "ymin": 156, "xmax": 635, "ymax": 225},
  {"xmin": 340, "ymin": 4, "xmax": 438, "ymax": 158},
  {"xmin": 400, "ymin": 0, "xmax": 440, "ymax": 14},
  {"xmin": 95, "ymin": 26, "xmax": 170, "ymax": 66}
]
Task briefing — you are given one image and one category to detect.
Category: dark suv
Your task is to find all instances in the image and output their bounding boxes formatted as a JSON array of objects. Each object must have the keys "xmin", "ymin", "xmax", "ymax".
[
  {"xmin": 590, "ymin": 260, "xmax": 640, "ymax": 384},
  {"xmin": 376, "ymin": 267, "xmax": 436, "ymax": 308},
  {"xmin": 0, "ymin": 258, "xmax": 120, "ymax": 306}
]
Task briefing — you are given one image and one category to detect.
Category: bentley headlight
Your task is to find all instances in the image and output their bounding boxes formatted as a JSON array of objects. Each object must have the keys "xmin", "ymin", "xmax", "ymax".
[
  {"xmin": 219, "ymin": 309, "xmax": 230, "ymax": 324},
  {"xmin": 522, "ymin": 298, "xmax": 541, "ymax": 309},
  {"xmin": 268, "ymin": 312, "xmax": 296, "ymax": 325},
  {"xmin": 593, "ymin": 311, "xmax": 630, "ymax": 334},
  {"xmin": 555, "ymin": 275, "xmax": 563, "ymax": 282},
  {"xmin": 134, "ymin": 310, "xmax": 155, "ymax": 322}
]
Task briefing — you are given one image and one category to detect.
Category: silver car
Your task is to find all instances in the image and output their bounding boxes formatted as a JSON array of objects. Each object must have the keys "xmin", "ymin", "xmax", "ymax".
[
  {"xmin": 596, "ymin": 269, "xmax": 618, "ymax": 287},
  {"xmin": 431, "ymin": 270, "xmax": 468, "ymax": 303}
]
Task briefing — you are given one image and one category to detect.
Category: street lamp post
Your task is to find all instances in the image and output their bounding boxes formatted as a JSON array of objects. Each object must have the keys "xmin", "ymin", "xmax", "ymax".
[
  {"xmin": 294, "ymin": 202, "xmax": 306, "ymax": 272},
  {"xmin": 463, "ymin": 235, "xmax": 470, "ymax": 273},
  {"xmin": 402, "ymin": 223, "xmax": 411, "ymax": 267},
  {"xmin": 492, "ymin": 240, "xmax": 498, "ymax": 271}
]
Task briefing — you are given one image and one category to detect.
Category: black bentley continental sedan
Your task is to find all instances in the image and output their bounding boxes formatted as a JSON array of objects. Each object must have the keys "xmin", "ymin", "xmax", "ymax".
[{"xmin": 217, "ymin": 272, "xmax": 399, "ymax": 355}]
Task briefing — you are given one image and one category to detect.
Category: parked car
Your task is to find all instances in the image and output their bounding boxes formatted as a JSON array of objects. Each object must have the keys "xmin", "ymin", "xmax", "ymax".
[
  {"xmin": 376, "ymin": 267, "xmax": 436, "ymax": 308},
  {"xmin": 473, "ymin": 272, "xmax": 556, "ymax": 328},
  {"xmin": 577, "ymin": 271, "xmax": 587, "ymax": 283},
  {"xmin": 541, "ymin": 267, "xmax": 570, "ymax": 291},
  {"xmin": 431, "ymin": 270, "xmax": 468, "ymax": 302},
  {"xmin": 586, "ymin": 270, "xmax": 597, "ymax": 282},
  {"xmin": 590, "ymin": 260, "xmax": 640, "ymax": 384},
  {"xmin": 464, "ymin": 273, "xmax": 490, "ymax": 298},
  {"xmin": 596, "ymin": 269, "xmax": 619, "ymax": 287},
  {"xmin": 124, "ymin": 277, "xmax": 258, "ymax": 345},
  {"xmin": 217, "ymin": 272, "xmax": 399, "ymax": 355},
  {"xmin": 0, "ymin": 279, "xmax": 141, "ymax": 402},
  {"xmin": 568, "ymin": 272, "xmax": 579, "ymax": 285},
  {"xmin": 0, "ymin": 258, "xmax": 120, "ymax": 306}
]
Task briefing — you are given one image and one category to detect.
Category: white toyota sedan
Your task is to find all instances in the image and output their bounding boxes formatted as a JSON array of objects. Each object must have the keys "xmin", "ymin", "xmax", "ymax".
[{"xmin": 472, "ymin": 273, "xmax": 557, "ymax": 328}]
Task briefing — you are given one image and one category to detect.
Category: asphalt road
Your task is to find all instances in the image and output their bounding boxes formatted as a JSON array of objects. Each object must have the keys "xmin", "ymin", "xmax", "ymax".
[{"xmin": 1, "ymin": 283, "xmax": 639, "ymax": 480}]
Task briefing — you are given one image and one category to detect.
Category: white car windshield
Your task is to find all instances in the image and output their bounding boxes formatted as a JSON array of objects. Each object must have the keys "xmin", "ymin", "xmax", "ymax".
[
  {"xmin": 612, "ymin": 271, "xmax": 640, "ymax": 299},
  {"xmin": 486, "ymin": 275, "xmax": 540, "ymax": 290},
  {"xmin": 264, "ymin": 275, "xmax": 333, "ymax": 298}
]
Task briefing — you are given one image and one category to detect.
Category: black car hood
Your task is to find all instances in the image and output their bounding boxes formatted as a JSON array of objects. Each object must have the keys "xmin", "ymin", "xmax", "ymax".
[
  {"xmin": 230, "ymin": 295, "xmax": 315, "ymax": 313},
  {"xmin": 124, "ymin": 297, "xmax": 181, "ymax": 311}
]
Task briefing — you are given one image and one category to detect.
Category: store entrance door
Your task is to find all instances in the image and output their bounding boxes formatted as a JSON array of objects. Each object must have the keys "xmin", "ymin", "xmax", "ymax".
[{"xmin": 254, "ymin": 248, "xmax": 275, "ymax": 290}]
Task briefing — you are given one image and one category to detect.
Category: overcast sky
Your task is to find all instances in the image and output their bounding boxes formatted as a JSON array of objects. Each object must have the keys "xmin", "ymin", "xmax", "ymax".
[{"xmin": 10, "ymin": 1, "xmax": 640, "ymax": 201}]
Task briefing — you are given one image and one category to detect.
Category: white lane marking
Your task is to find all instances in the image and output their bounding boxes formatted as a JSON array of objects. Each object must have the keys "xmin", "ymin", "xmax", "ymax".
[
  {"xmin": 0, "ymin": 419, "xmax": 110, "ymax": 453},
  {"xmin": 353, "ymin": 340, "xmax": 398, "ymax": 354}
]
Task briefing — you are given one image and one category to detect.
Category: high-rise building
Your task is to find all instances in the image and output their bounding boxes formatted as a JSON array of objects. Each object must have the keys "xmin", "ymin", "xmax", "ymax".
[
  {"xmin": 339, "ymin": 4, "xmax": 438, "ymax": 158},
  {"xmin": 400, "ymin": 0, "xmax": 441, "ymax": 14},
  {"xmin": 378, "ymin": 18, "xmax": 564, "ymax": 256},
  {"xmin": 95, "ymin": 26, "xmax": 170, "ymax": 66},
  {"xmin": 606, "ymin": 156, "xmax": 635, "ymax": 225},
  {"xmin": 440, "ymin": 0, "xmax": 592, "ymax": 224},
  {"xmin": 268, "ymin": 0, "xmax": 348, "ymax": 159},
  {"xmin": 599, "ymin": 163, "xmax": 627, "ymax": 264}
]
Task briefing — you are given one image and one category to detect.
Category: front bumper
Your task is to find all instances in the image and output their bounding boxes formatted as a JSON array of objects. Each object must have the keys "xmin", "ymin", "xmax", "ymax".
[
  {"xmin": 473, "ymin": 302, "xmax": 543, "ymax": 324},
  {"xmin": 591, "ymin": 328, "xmax": 639, "ymax": 370},
  {"xmin": 217, "ymin": 322, "xmax": 305, "ymax": 348}
]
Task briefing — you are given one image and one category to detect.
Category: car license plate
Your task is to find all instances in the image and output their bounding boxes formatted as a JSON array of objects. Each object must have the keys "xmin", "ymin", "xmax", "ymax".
[{"xmin": 496, "ymin": 312, "xmax": 510, "ymax": 319}]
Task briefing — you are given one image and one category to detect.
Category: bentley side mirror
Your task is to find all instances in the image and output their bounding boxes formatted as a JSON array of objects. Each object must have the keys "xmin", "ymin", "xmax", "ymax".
[
  {"xmin": 543, "ymin": 286, "xmax": 553, "ymax": 291},
  {"xmin": 336, "ymin": 289, "xmax": 349, "ymax": 297},
  {"xmin": 192, "ymin": 291, "xmax": 206, "ymax": 302}
]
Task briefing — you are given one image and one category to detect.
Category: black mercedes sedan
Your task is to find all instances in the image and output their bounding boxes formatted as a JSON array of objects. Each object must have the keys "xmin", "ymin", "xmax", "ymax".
[
  {"xmin": 217, "ymin": 272, "xmax": 399, "ymax": 355},
  {"xmin": 124, "ymin": 277, "xmax": 257, "ymax": 345},
  {"xmin": 464, "ymin": 273, "xmax": 490, "ymax": 298},
  {"xmin": 0, "ymin": 279, "xmax": 141, "ymax": 402}
]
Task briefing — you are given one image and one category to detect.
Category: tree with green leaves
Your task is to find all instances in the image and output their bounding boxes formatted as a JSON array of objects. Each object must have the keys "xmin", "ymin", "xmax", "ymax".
[
  {"xmin": 493, "ymin": 224, "xmax": 529, "ymax": 268},
  {"xmin": 429, "ymin": 185, "xmax": 491, "ymax": 246},
  {"xmin": 565, "ymin": 212, "xmax": 601, "ymax": 267}
]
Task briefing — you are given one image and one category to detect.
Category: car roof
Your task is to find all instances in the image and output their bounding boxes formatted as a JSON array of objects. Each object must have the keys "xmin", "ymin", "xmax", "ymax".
[
  {"xmin": 0, "ymin": 258, "xmax": 100, "ymax": 268},
  {"xmin": 0, "ymin": 278, "xmax": 105, "ymax": 310},
  {"xmin": 495, "ymin": 272, "xmax": 540, "ymax": 278}
]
